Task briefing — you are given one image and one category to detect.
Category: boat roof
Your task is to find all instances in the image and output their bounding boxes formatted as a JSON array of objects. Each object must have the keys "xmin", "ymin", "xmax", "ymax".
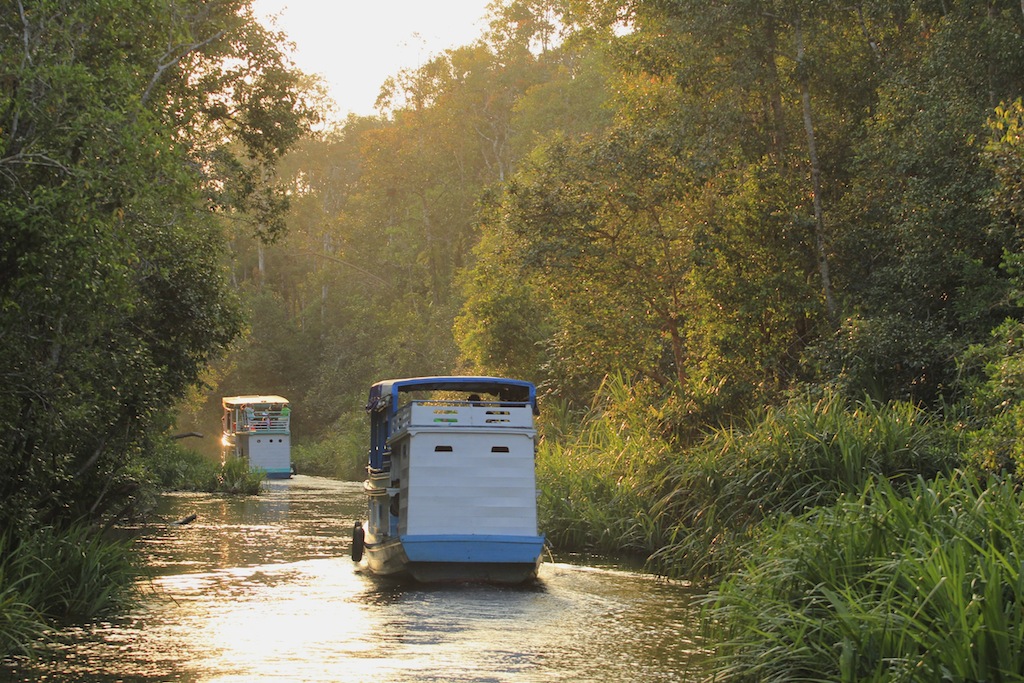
[
  {"xmin": 222, "ymin": 395, "xmax": 289, "ymax": 406},
  {"xmin": 367, "ymin": 376, "xmax": 536, "ymax": 412}
]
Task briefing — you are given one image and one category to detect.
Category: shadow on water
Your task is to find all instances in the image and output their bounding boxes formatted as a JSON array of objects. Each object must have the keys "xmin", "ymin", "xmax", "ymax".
[{"xmin": 0, "ymin": 476, "xmax": 708, "ymax": 683}]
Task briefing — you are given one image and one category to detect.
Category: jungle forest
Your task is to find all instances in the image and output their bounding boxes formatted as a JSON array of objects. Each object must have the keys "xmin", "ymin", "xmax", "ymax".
[{"xmin": 6, "ymin": 0, "xmax": 1024, "ymax": 678}]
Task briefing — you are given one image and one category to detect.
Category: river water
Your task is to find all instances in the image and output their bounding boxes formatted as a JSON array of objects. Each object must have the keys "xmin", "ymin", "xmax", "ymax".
[{"xmin": 1, "ymin": 476, "xmax": 707, "ymax": 682}]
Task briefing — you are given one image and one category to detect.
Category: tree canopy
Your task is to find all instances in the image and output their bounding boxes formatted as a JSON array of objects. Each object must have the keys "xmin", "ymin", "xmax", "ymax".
[
  {"xmin": 0, "ymin": 0, "xmax": 317, "ymax": 531},
  {"xmin": 12, "ymin": 0, "xmax": 1024, "ymax": 493},
  {"xmin": 199, "ymin": 1, "xmax": 1024, "ymax": 451}
]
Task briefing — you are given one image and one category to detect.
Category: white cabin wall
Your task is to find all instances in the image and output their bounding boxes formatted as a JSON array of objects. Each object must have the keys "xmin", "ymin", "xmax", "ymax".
[
  {"xmin": 399, "ymin": 431, "xmax": 537, "ymax": 536},
  {"xmin": 248, "ymin": 435, "xmax": 290, "ymax": 472}
]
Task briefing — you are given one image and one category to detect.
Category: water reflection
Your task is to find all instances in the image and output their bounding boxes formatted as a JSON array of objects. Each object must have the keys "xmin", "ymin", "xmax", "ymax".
[{"xmin": 1, "ymin": 476, "xmax": 706, "ymax": 682}]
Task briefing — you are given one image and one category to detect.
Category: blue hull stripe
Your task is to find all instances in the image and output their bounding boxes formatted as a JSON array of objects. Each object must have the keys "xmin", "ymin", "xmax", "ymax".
[{"xmin": 400, "ymin": 534, "xmax": 545, "ymax": 563}]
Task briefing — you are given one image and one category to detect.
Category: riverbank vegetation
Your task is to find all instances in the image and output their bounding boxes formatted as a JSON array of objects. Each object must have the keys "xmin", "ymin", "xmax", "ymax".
[
  {"xmin": 534, "ymin": 380, "xmax": 958, "ymax": 577},
  {"xmin": 9, "ymin": 0, "xmax": 1024, "ymax": 676},
  {"xmin": 0, "ymin": 526, "xmax": 136, "ymax": 658},
  {"xmin": 707, "ymin": 472, "xmax": 1024, "ymax": 681},
  {"xmin": 148, "ymin": 442, "xmax": 266, "ymax": 495},
  {"xmin": 0, "ymin": 0, "xmax": 315, "ymax": 659}
]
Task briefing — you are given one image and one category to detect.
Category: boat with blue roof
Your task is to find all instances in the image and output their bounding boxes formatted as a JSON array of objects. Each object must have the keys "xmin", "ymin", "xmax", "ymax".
[{"xmin": 350, "ymin": 376, "xmax": 545, "ymax": 583}]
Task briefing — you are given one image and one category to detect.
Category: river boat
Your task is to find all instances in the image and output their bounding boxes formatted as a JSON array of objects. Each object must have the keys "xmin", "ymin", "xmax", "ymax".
[
  {"xmin": 351, "ymin": 376, "xmax": 545, "ymax": 583},
  {"xmin": 221, "ymin": 395, "xmax": 293, "ymax": 479}
]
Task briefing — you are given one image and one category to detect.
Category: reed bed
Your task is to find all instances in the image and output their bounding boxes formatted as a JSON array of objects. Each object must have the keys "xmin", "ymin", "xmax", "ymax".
[
  {"xmin": 649, "ymin": 392, "xmax": 957, "ymax": 579},
  {"xmin": 705, "ymin": 471, "xmax": 1024, "ymax": 682},
  {"xmin": 536, "ymin": 376, "xmax": 671, "ymax": 557},
  {"xmin": 0, "ymin": 525, "xmax": 136, "ymax": 658},
  {"xmin": 536, "ymin": 385, "xmax": 955, "ymax": 574},
  {"xmin": 216, "ymin": 456, "xmax": 265, "ymax": 494},
  {"xmin": 292, "ymin": 426, "xmax": 366, "ymax": 480}
]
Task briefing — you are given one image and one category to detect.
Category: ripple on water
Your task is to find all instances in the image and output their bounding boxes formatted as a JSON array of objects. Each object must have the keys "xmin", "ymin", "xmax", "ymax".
[{"xmin": 1, "ymin": 477, "xmax": 707, "ymax": 682}]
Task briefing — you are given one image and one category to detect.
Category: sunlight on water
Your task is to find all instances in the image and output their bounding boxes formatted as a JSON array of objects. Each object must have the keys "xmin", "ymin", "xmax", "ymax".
[
  {"xmin": 154, "ymin": 560, "xmax": 388, "ymax": 682},
  {"xmin": 0, "ymin": 477, "xmax": 707, "ymax": 682}
]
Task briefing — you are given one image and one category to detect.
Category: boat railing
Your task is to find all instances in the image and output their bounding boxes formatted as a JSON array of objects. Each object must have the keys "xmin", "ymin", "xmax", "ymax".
[
  {"xmin": 392, "ymin": 400, "xmax": 533, "ymax": 436},
  {"xmin": 234, "ymin": 413, "xmax": 291, "ymax": 434}
]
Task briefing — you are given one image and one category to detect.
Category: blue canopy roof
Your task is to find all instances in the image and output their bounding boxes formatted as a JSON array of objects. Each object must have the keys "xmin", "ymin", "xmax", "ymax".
[{"xmin": 366, "ymin": 376, "xmax": 537, "ymax": 414}]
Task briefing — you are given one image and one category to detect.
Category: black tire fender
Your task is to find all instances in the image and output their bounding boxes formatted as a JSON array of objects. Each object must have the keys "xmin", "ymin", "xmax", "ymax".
[{"xmin": 351, "ymin": 522, "xmax": 365, "ymax": 562}]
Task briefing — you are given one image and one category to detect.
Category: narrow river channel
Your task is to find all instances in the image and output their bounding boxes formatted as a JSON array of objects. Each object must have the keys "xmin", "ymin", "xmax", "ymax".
[{"xmin": 1, "ymin": 476, "xmax": 706, "ymax": 682}]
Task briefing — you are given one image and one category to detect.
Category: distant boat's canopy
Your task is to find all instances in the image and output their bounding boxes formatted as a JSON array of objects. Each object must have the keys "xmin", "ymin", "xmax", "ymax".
[
  {"xmin": 366, "ymin": 376, "xmax": 536, "ymax": 415},
  {"xmin": 222, "ymin": 395, "xmax": 289, "ymax": 407}
]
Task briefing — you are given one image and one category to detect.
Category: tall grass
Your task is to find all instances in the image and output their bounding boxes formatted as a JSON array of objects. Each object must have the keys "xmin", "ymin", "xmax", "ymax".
[
  {"xmin": 14, "ymin": 526, "xmax": 137, "ymax": 618},
  {"xmin": 536, "ymin": 375, "xmax": 672, "ymax": 557},
  {"xmin": 216, "ymin": 456, "xmax": 265, "ymax": 494},
  {"xmin": 0, "ymin": 538, "xmax": 45, "ymax": 658},
  {"xmin": 0, "ymin": 525, "xmax": 136, "ymax": 658},
  {"xmin": 705, "ymin": 471, "xmax": 1024, "ymax": 682},
  {"xmin": 649, "ymin": 392, "xmax": 957, "ymax": 579}
]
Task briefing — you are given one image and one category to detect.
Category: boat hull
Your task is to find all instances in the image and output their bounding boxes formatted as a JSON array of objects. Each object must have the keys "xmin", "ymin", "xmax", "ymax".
[{"xmin": 363, "ymin": 531, "xmax": 544, "ymax": 584}]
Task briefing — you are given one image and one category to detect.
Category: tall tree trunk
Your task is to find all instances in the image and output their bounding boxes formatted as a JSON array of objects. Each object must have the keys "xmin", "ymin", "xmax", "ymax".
[
  {"xmin": 762, "ymin": 15, "xmax": 788, "ymax": 157},
  {"xmin": 257, "ymin": 242, "xmax": 265, "ymax": 288},
  {"xmin": 795, "ymin": 16, "xmax": 838, "ymax": 324}
]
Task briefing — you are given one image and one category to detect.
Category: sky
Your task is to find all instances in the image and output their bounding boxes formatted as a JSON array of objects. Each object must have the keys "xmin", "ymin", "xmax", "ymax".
[{"xmin": 252, "ymin": 0, "xmax": 494, "ymax": 119}]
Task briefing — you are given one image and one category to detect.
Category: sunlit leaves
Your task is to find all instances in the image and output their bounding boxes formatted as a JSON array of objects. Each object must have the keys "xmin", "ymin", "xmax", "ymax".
[{"xmin": 0, "ymin": 0, "xmax": 313, "ymax": 530}]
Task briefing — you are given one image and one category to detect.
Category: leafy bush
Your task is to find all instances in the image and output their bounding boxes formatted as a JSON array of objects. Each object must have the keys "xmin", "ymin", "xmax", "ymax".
[
  {"xmin": 216, "ymin": 457, "xmax": 265, "ymax": 495},
  {"xmin": 292, "ymin": 422, "xmax": 365, "ymax": 480},
  {"xmin": 955, "ymin": 318, "xmax": 1024, "ymax": 475},
  {"xmin": 706, "ymin": 472, "xmax": 1024, "ymax": 682},
  {"xmin": 650, "ymin": 391, "xmax": 957, "ymax": 579}
]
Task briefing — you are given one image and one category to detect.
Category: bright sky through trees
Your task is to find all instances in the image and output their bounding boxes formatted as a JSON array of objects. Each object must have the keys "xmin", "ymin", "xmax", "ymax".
[{"xmin": 252, "ymin": 0, "xmax": 492, "ymax": 118}]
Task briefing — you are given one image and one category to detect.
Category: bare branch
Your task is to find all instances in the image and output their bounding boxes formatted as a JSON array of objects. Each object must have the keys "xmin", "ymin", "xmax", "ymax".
[
  {"xmin": 0, "ymin": 152, "xmax": 72, "ymax": 174},
  {"xmin": 298, "ymin": 250, "xmax": 392, "ymax": 288},
  {"xmin": 141, "ymin": 30, "xmax": 226, "ymax": 106},
  {"xmin": 856, "ymin": 4, "xmax": 882, "ymax": 63}
]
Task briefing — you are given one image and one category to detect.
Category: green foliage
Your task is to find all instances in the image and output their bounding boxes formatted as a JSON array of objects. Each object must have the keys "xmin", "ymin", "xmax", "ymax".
[
  {"xmin": 987, "ymin": 97, "xmax": 1024, "ymax": 240},
  {"xmin": 0, "ymin": 525, "xmax": 136, "ymax": 658},
  {"xmin": 216, "ymin": 457, "xmax": 265, "ymax": 496},
  {"xmin": 291, "ymin": 414, "xmax": 366, "ymax": 480},
  {"xmin": 954, "ymin": 318, "xmax": 1024, "ymax": 475},
  {"xmin": 823, "ymin": 3, "xmax": 1024, "ymax": 403},
  {"xmin": 14, "ymin": 526, "xmax": 136, "ymax": 620},
  {"xmin": 0, "ymin": 0, "xmax": 315, "ymax": 535},
  {"xmin": 706, "ymin": 472, "xmax": 1024, "ymax": 682},
  {"xmin": 0, "ymin": 548, "xmax": 46, "ymax": 658},
  {"xmin": 536, "ymin": 375, "xmax": 672, "ymax": 557},
  {"xmin": 809, "ymin": 313, "xmax": 958, "ymax": 402},
  {"xmin": 144, "ymin": 440, "xmax": 264, "ymax": 494},
  {"xmin": 145, "ymin": 442, "xmax": 222, "ymax": 492},
  {"xmin": 650, "ymin": 391, "xmax": 957, "ymax": 579},
  {"xmin": 454, "ymin": 218, "xmax": 554, "ymax": 384}
]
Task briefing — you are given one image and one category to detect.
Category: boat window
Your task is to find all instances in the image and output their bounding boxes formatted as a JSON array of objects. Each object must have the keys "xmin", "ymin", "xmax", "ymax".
[{"xmin": 434, "ymin": 445, "xmax": 453, "ymax": 452}]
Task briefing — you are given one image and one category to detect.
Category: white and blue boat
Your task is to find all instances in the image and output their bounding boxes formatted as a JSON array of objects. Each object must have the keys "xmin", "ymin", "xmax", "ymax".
[
  {"xmin": 220, "ymin": 395, "xmax": 293, "ymax": 479},
  {"xmin": 351, "ymin": 376, "xmax": 545, "ymax": 583}
]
